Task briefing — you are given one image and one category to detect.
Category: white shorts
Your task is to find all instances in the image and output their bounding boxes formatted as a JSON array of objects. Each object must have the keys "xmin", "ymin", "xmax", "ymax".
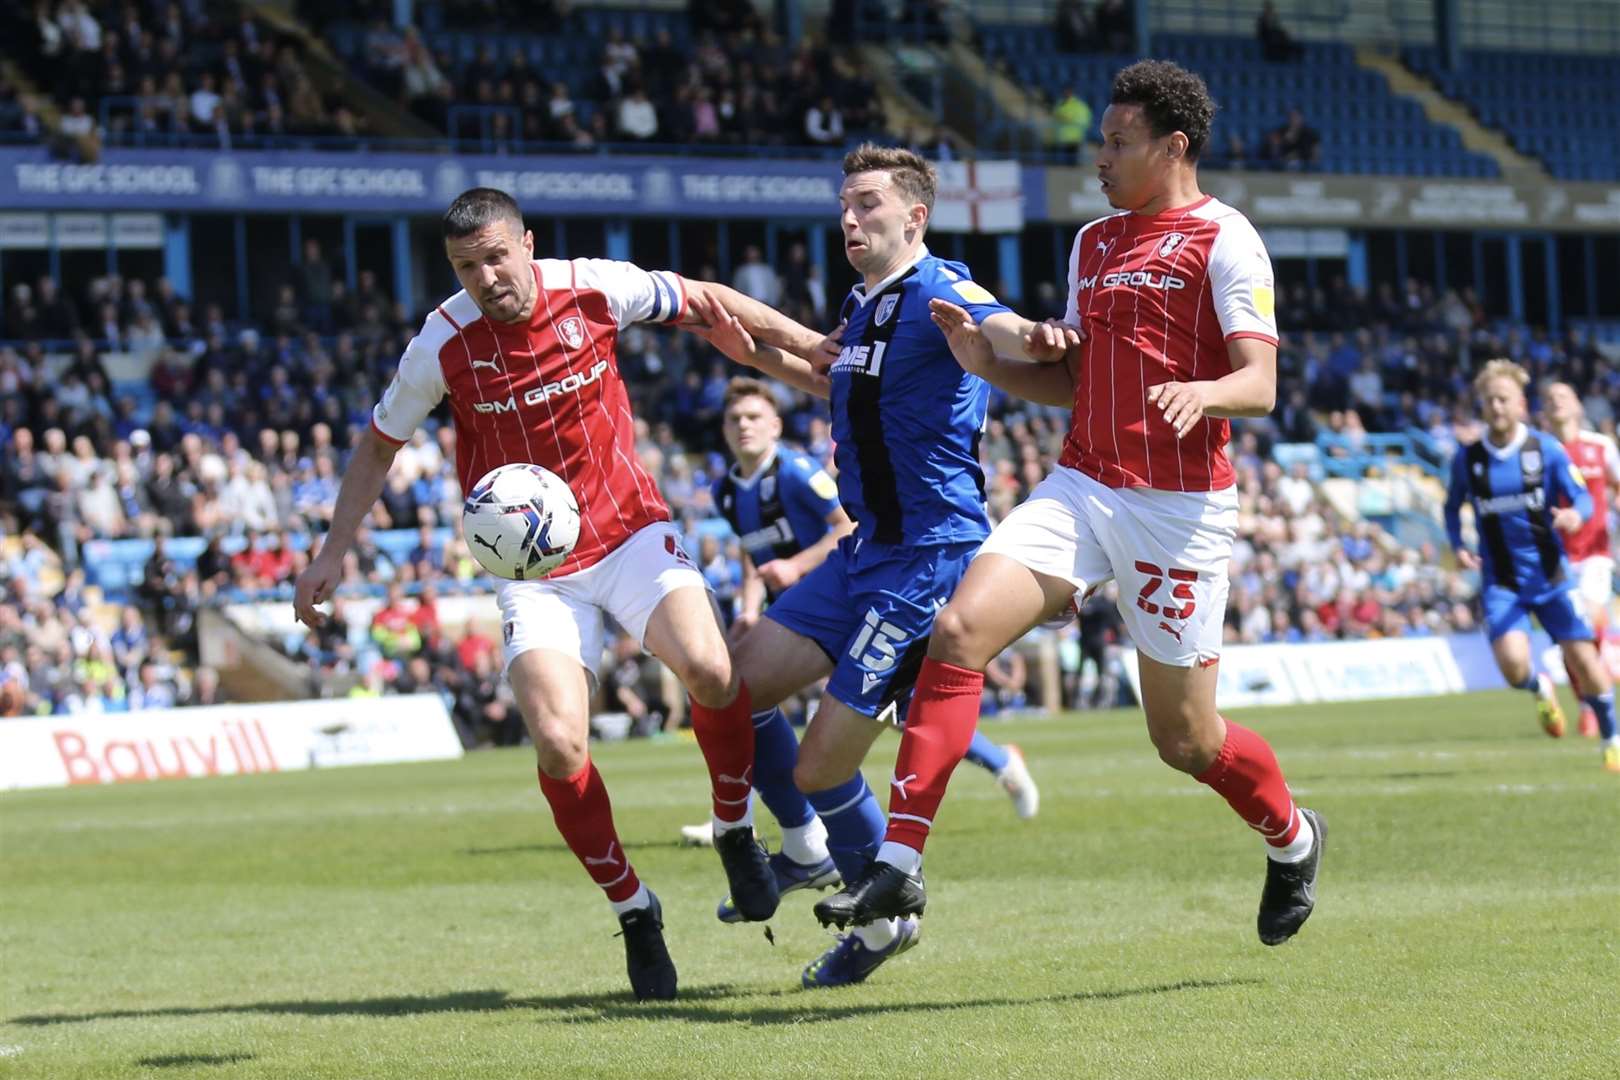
[
  {"xmin": 978, "ymin": 466, "xmax": 1239, "ymax": 667},
  {"xmin": 1573, "ymin": 557, "xmax": 1616, "ymax": 619},
  {"xmin": 497, "ymin": 521, "xmax": 708, "ymax": 677}
]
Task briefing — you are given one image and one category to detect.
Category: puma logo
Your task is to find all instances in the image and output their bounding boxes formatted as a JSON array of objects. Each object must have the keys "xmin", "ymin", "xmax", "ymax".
[
  {"xmin": 583, "ymin": 843, "xmax": 619, "ymax": 868},
  {"xmin": 891, "ymin": 772, "xmax": 918, "ymax": 799},
  {"xmin": 716, "ymin": 768, "xmax": 752, "ymax": 788},
  {"xmin": 470, "ymin": 356, "xmax": 500, "ymax": 371},
  {"xmin": 1158, "ymin": 621, "xmax": 1184, "ymax": 644},
  {"xmin": 473, "ymin": 534, "xmax": 501, "ymax": 556}
]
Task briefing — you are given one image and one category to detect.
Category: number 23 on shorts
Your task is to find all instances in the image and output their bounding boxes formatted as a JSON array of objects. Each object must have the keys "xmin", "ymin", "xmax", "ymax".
[{"xmin": 1133, "ymin": 560, "xmax": 1198, "ymax": 620}]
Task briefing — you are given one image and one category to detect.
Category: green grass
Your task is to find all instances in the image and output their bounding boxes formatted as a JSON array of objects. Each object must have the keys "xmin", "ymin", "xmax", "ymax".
[{"xmin": 3, "ymin": 689, "xmax": 1617, "ymax": 1079}]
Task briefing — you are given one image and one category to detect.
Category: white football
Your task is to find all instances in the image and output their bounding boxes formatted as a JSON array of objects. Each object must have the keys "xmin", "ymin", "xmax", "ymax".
[{"xmin": 461, "ymin": 463, "xmax": 580, "ymax": 580}]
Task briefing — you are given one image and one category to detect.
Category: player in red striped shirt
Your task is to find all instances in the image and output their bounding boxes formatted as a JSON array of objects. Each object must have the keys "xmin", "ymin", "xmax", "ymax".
[
  {"xmin": 816, "ymin": 61, "xmax": 1326, "ymax": 946},
  {"xmin": 1544, "ymin": 381, "xmax": 1620, "ymax": 740},
  {"xmin": 293, "ymin": 188, "xmax": 826, "ymax": 1000}
]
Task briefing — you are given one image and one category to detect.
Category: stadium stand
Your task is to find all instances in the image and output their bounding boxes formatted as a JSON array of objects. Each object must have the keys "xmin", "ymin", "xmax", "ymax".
[
  {"xmin": 1401, "ymin": 48, "xmax": 1620, "ymax": 181},
  {"xmin": 308, "ymin": 2, "xmax": 890, "ymax": 153},
  {"xmin": 975, "ymin": 28, "xmax": 1500, "ymax": 176}
]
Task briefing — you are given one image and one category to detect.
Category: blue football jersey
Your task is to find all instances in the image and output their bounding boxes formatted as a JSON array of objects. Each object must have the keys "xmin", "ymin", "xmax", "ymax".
[
  {"xmin": 1445, "ymin": 425, "xmax": 1593, "ymax": 596},
  {"xmin": 829, "ymin": 250, "xmax": 1010, "ymax": 546},
  {"xmin": 712, "ymin": 446, "xmax": 842, "ymax": 571}
]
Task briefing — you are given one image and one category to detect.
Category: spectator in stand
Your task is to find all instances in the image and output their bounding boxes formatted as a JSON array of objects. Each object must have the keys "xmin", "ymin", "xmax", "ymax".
[
  {"xmin": 1050, "ymin": 88, "xmax": 1093, "ymax": 161},
  {"xmin": 732, "ymin": 246, "xmax": 781, "ymax": 308},
  {"xmin": 1258, "ymin": 2, "xmax": 1305, "ymax": 63},
  {"xmin": 1094, "ymin": 0, "xmax": 1135, "ymax": 53},
  {"xmin": 616, "ymin": 80, "xmax": 659, "ymax": 141},
  {"xmin": 804, "ymin": 94, "xmax": 844, "ymax": 146},
  {"xmin": 1055, "ymin": 0, "xmax": 1094, "ymax": 52},
  {"xmin": 1266, "ymin": 107, "xmax": 1321, "ymax": 170}
]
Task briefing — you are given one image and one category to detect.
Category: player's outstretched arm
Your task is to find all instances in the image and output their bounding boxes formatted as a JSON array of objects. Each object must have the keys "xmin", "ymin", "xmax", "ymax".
[
  {"xmin": 979, "ymin": 311, "xmax": 1084, "ymax": 365},
  {"xmin": 929, "ymin": 299, "xmax": 1075, "ymax": 407},
  {"xmin": 1443, "ymin": 451, "xmax": 1481, "ymax": 570},
  {"xmin": 683, "ymin": 280, "xmax": 826, "ymax": 358},
  {"xmin": 684, "ymin": 293, "xmax": 829, "ymax": 399},
  {"xmin": 293, "ymin": 427, "xmax": 400, "ymax": 627}
]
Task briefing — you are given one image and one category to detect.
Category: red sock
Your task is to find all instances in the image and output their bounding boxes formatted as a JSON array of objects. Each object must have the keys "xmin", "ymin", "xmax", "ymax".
[
  {"xmin": 883, "ymin": 658, "xmax": 984, "ymax": 853},
  {"xmin": 1195, "ymin": 719, "xmax": 1301, "ymax": 848},
  {"xmin": 537, "ymin": 760, "xmax": 641, "ymax": 903},
  {"xmin": 687, "ymin": 680, "xmax": 756, "ymax": 823}
]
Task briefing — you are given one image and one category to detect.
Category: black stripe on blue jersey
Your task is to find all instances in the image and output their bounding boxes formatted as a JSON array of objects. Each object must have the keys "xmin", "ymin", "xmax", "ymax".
[
  {"xmin": 1516, "ymin": 444, "xmax": 1565, "ymax": 584},
  {"xmin": 1464, "ymin": 440, "xmax": 1564, "ymax": 590},
  {"xmin": 844, "ymin": 275, "xmax": 912, "ymax": 544}
]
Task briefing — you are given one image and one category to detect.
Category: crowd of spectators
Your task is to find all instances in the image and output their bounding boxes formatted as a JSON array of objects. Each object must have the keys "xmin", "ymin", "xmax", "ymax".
[
  {"xmin": 319, "ymin": 1, "xmax": 887, "ymax": 152},
  {"xmin": 1053, "ymin": 0, "xmax": 1138, "ymax": 54},
  {"xmin": 1, "ymin": 0, "xmax": 366, "ymax": 159},
  {"xmin": 4, "ymin": 247, "xmax": 1618, "ymax": 733}
]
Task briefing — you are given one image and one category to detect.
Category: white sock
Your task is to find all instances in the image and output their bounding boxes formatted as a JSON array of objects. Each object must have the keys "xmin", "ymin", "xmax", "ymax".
[
  {"xmin": 852, "ymin": 917, "xmax": 900, "ymax": 950},
  {"xmin": 609, "ymin": 883, "xmax": 651, "ymax": 916},
  {"xmin": 712, "ymin": 804, "xmax": 754, "ymax": 836},
  {"xmin": 780, "ymin": 816, "xmax": 829, "ymax": 865},
  {"xmin": 1604, "ymin": 735, "xmax": 1620, "ymax": 750},
  {"xmin": 1266, "ymin": 810, "xmax": 1314, "ymax": 864},
  {"xmin": 876, "ymin": 841, "xmax": 922, "ymax": 875}
]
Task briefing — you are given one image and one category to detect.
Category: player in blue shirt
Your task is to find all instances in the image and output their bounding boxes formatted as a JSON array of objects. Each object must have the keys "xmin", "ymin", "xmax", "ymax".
[
  {"xmin": 689, "ymin": 377, "xmax": 1043, "ymax": 914},
  {"xmin": 689, "ymin": 145, "xmax": 1063, "ymax": 986},
  {"xmin": 1444, "ymin": 359, "xmax": 1617, "ymax": 770}
]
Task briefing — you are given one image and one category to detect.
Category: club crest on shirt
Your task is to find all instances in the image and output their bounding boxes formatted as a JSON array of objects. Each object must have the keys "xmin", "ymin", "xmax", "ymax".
[
  {"xmin": 559, "ymin": 316, "xmax": 585, "ymax": 350},
  {"xmin": 761, "ymin": 476, "xmax": 776, "ymax": 502},
  {"xmin": 875, "ymin": 294, "xmax": 900, "ymax": 326},
  {"xmin": 1158, "ymin": 232, "xmax": 1187, "ymax": 258},
  {"xmin": 1521, "ymin": 446, "xmax": 1542, "ymax": 477}
]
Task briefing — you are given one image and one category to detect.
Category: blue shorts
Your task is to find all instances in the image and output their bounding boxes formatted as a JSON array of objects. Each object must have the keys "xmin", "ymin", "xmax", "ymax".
[
  {"xmin": 1483, "ymin": 583, "xmax": 1594, "ymax": 643},
  {"xmin": 765, "ymin": 536, "xmax": 980, "ymax": 720}
]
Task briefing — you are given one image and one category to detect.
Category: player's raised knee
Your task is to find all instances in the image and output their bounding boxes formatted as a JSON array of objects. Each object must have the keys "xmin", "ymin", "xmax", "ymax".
[
  {"xmin": 675, "ymin": 645, "xmax": 736, "ymax": 709},
  {"xmin": 1151, "ymin": 723, "xmax": 1223, "ymax": 775},
  {"xmin": 528, "ymin": 712, "xmax": 589, "ymax": 777},
  {"xmin": 927, "ymin": 603, "xmax": 990, "ymax": 669}
]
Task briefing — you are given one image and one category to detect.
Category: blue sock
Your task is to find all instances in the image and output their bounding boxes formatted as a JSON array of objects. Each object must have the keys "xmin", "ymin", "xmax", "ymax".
[
  {"xmin": 805, "ymin": 774, "xmax": 886, "ymax": 884},
  {"xmin": 750, "ymin": 708, "xmax": 814, "ymax": 829},
  {"xmin": 1514, "ymin": 673, "xmax": 1539, "ymax": 695},
  {"xmin": 963, "ymin": 729, "xmax": 1009, "ymax": 774},
  {"xmin": 1583, "ymin": 691, "xmax": 1617, "ymax": 740}
]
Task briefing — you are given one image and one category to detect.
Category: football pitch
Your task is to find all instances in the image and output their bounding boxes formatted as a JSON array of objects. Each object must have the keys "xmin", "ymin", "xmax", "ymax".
[{"xmin": 3, "ymin": 690, "xmax": 1616, "ymax": 1080}]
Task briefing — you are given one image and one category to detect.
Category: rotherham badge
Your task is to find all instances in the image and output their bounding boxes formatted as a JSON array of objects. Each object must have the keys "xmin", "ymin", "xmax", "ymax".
[
  {"xmin": 559, "ymin": 317, "xmax": 585, "ymax": 350},
  {"xmin": 875, "ymin": 294, "xmax": 899, "ymax": 326}
]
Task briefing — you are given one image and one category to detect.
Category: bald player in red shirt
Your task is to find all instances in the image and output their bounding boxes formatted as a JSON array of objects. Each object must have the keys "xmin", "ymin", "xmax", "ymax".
[
  {"xmin": 293, "ymin": 187, "xmax": 827, "ymax": 1000},
  {"xmin": 813, "ymin": 61, "xmax": 1326, "ymax": 948}
]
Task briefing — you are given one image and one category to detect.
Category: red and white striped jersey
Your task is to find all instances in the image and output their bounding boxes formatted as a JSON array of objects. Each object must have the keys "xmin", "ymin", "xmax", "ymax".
[
  {"xmin": 1058, "ymin": 195, "xmax": 1278, "ymax": 492},
  {"xmin": 1561, "ymin": 429, "xmax": 1620, "ymax": 562},
  {"xmin": 371, "ymin": 258, "xmax": 687, "ymax": 576}
]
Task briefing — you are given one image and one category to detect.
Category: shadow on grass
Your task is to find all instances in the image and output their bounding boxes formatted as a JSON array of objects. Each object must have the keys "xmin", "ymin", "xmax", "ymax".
[
  {"xmin": 460, "ymin": 840, "xmax": 691, "ymax": 857},
  {"xmin": 137, "ymin": 1053, "xmax": 253, "ymax": 1068},
  {"xmin": 12, "ymin": 977, "xmax": 1259, "ymax": 1028}
]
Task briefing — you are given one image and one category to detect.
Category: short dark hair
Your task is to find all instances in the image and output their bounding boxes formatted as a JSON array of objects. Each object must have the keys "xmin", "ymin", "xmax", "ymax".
[
  {"xmin": 1110, "ymin": 60, "xmax": 1216, "ymax": 160},
  {"xmin": 443, "ymin": 187, "xmax": 524, "ymax": 241},
  {"xmin": 842, "ymin": 143, "xmax": 936, "ymax": 214},
  {"xmin": 723, "ymin": 376, "xmax": 777, "ymax": 414}
]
